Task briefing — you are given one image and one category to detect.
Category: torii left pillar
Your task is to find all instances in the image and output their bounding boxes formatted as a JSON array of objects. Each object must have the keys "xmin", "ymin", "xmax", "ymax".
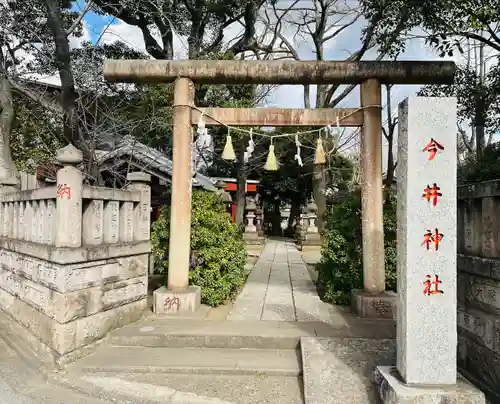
[
  {"xmin": 350, "ymin": 78, "xmax": 396, "ymax": 319},
  {"xmin": 153, "ymin": 77, "xmax": 201, "ymax": 314}
]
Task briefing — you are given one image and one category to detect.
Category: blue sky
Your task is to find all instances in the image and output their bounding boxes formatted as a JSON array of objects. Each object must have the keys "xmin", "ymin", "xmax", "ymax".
[{"xmin": 73, "ymin": 0, "xmax": 118, "ymax": 43}]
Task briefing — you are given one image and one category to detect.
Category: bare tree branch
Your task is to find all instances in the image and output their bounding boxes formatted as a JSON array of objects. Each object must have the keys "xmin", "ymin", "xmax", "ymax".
[{"xmin": 66, "ymin": 0, "xmax": 93, "ymax": 37}]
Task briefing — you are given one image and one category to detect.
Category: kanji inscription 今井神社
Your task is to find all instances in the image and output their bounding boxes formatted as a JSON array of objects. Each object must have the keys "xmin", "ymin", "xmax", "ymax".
[
  {"xmin": 423, "ymin": 274, "xmax": 444, "ymax": 295},
  {"xmin": 422, "ymin": 183, "xmax": 442, "ymax": 207},
  {"xmin": 422, "ymin": 138, "xmax": 444, "ymax": 160},
  {"xmin": 421, "ymin": 228, "xmax": 444, "ymax": 251}
]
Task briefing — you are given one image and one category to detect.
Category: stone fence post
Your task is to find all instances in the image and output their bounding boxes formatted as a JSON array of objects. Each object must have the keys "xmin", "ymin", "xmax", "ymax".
[
  {"xmin": 55, "ymin": 144, "xmax": 83, "ymax": 248},
  {"xmin": 127, "ymin": 172, "xmax": 151, "ymax": 242}
]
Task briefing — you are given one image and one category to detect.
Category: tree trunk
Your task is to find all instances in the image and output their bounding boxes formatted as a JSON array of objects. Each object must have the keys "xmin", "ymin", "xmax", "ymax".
[
  {"xmin": 385, "ymin": 130, "xmax": 395, "ymax": 186},
  {"xmin": 312, "ymin": 163, "xmax": 328, "ymax": 235},
  {"xmin": 474, "ymin": 92, "xmax": 486, "ymax": 160},
  {"xmin": 43, "ymin": 0, "xmax": 94, "ymax": 177},
  {"xmin": 234, "ymin": 142, "xmax": 246, "ymax": 230},
  {"xmin": 272, "ymin": 199, "xmax": 281, "ymax": 236},
  {"xmin": 287, "ymin": 197, "xmax": 301, "ymax": 236},
  {"xmin": 0, "ymin": 74, "xmax": 18, "ymax": 182}
]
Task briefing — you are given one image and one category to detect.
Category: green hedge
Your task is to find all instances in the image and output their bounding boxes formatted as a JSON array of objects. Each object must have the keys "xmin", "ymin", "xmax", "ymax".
[
  {"xmin": 317, "ymin": 189, "xmax": 397, "ymax": 305},
  {"xmin": 151, "ymin": 190, "xmax": 247, "ymax": 306}
]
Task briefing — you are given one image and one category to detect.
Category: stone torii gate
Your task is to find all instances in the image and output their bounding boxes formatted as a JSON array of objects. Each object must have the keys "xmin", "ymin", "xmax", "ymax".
[{"xmin": 104, "ymin": 60, "xmax": 456, "ymax": 315}]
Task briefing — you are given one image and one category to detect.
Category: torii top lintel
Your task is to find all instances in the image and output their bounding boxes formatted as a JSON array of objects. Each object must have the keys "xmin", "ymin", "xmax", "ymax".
[{"xmin": 103, "ymin": 60, "xmax": 456, "ymax": 85}]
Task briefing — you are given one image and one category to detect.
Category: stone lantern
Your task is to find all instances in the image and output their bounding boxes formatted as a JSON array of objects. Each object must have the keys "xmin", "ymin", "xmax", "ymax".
[
  {"xmin": 215, "ymin": 180, "xmax": 232, "ymax": 204},
  {"xmin": 244, "ymin": 196, "xmax": 257, "ymax": 233},
  {"xmin": 244, "ymin": 196, "xmax": 261, "ymax": 243},
  {"xmin": 303, "ymin": 198, "xmax": 320, "ymax": 246}
]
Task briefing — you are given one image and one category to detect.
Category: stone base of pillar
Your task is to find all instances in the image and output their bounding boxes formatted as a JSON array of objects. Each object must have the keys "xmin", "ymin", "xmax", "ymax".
[
  {"xmin": 301, "ymin": 233, "xmax": 321, "ymax": 246},
  {"xmin": 243, "ymin": 232, "xmax": 266, "ymax": 245},
  {"xmin": 350, "ymin": 289, "xmax": 396, "ymax": 320},
  {"xmin": 373, "ymin": 366, "xmax": 486, "ymax": 404},
  {"xmin": 153, "ymin": 285, "xmax": 201, "ymax": 314},
  {"xmin": 300, "ymin": 244, "xmax": 321, "ymax": 253}
]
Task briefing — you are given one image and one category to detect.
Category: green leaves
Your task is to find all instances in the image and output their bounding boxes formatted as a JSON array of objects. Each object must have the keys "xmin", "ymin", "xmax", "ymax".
[
  {"xmin": 418, "ymin": 64, "xmax": 500, "ymax": 147},
  {"xmin": 151, "ymin": 190, "xmax": 248, "ymax": 306},
  {"xmin": 361, "ymin": 0, "xmax": 500, "ymax": 57},
  {"xmin": 317, "ymin": 189, "xmax": 397, "ymax": 305},
  {"xmin": 459, "ymin": 143, "xmax": 500, "ymax": 184}
]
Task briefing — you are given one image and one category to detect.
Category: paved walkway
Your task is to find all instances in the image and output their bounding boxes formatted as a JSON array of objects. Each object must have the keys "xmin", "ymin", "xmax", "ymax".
[{"xmin": 228, "ymin": 239, "xmax": 332, "ymax": 323}]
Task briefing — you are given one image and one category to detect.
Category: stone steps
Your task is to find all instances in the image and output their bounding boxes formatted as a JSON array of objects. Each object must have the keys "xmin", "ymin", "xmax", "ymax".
[
  {"xmin": 68, "ymin": 320, "xmax": 398, "ymax": 404},
  {"xmin": 71, "ymin": 346, "xmax": 302, "ymax": 376},
  {"xmin": 106, "ymin": 318, "xmax": 374, "ymax": 350},
  {"xmin": 62, "ymin": 315, "xmax": 397, "ymax": 404}
]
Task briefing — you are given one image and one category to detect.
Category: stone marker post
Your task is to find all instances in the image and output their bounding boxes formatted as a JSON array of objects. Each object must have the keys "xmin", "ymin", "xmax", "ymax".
[{"xmin": 374, "ymin": 96, "xmax": 485, "ymax": 404}]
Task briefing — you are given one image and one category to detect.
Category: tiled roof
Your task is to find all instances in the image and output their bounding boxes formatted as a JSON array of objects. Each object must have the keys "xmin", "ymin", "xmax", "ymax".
[{"xmin": 96, "ymin": 136, "xmax": 217, "ymax": 191}]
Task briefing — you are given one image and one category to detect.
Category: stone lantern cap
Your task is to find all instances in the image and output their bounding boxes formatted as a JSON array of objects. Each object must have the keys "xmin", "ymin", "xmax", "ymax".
[
  {"xmin": 307, "ymin": 198, "xmax": 317, "ymax": 213},
  {"xmin": 245, "ymin": 197, "xmax": 257, "ymax": 211},
  {"xmin": 214, "ymin": 181, "xmax": 232, "ymax": 203},
  {"xmin": 56, "ymin": 144, "xmax": 83, "ymax": 165}
]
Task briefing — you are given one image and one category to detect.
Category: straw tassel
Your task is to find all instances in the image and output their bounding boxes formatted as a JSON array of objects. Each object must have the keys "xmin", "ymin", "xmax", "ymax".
[
  {"xmin": 264, "ymin": 139, "xmax": 278, "ymax": 171},
  {"xmin": 314, "ymin": 136, "xmax": 326, "ymax": 164},
  {"xmin": 221, "ymin": 130, "xmax": 236, "ymax": 161}
]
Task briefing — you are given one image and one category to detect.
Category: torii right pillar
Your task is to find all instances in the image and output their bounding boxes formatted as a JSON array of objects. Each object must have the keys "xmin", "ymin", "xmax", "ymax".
[{"xmin": 351, "ymin": 78, "xmax": 397, "ymax": 319}]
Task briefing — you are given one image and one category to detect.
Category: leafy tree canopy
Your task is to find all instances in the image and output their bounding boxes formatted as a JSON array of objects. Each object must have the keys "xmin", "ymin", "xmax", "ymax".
[{"xmin": 361, "ymin": 0, "xmax": 500, "ymax": 57}]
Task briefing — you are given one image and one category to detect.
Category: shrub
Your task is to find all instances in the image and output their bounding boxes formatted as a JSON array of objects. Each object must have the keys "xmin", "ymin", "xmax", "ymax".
[
  {"xmin": 151, "ymin": 190, "xmax": 247, "ymax": 306},
  {"xmin": 458, "ymin": 142, "xmax": 500, "ymax": 184},
  {"xmin": 317, "ymin": 189, "xmax": 397, "ymax": 305}
]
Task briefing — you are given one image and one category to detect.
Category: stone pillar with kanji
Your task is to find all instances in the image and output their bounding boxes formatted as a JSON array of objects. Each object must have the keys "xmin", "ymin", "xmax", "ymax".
[{"xmin": 373, "ymin": 96, "xmax": 485, "ymax": 403}]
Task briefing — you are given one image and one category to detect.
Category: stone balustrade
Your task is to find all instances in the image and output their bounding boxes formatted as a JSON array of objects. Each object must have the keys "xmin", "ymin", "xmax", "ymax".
[
  {"xmin": 0, "ymin": 144, "xmax": 151, "ymax": 366},
  {"xmin": 457, "ymin": 179, "xmax": 500, "ymax": 401}
]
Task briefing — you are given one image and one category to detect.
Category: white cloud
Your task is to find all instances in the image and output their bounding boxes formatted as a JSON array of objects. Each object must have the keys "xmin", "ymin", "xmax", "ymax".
[
  {"xmin": 99, "ymin": 20, "xmax": 190, "ymax": 58},
  {"xmin": 99, "ymin": 22, "xmax": 149, "ymax": 52}
]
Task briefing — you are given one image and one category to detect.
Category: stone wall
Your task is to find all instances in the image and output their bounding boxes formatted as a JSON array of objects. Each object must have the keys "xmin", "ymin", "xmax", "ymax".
[
  {"xmin": 457, "ymin": 179, "xmax": 500, "ymax": 400},
  {"xmin": 0, "ymin": 145, "xmax": 151, "ymax": 365}
]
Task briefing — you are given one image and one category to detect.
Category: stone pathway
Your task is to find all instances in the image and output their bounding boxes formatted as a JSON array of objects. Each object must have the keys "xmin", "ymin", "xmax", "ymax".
[{"xmin": 228, "ymin": 239, "xmax": 332, "ymax": 323}]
